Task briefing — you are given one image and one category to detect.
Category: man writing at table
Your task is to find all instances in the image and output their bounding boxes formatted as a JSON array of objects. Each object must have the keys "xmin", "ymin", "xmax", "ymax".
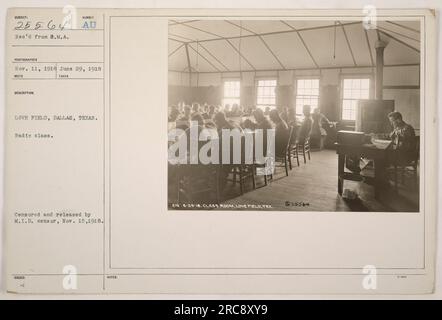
[
  {"xmin": 346, "ymin": 111, "xmax": 416, "ymax": 173},
  {"xmin": 387, "ymin": 111, "xmax": 416, "ymax": 160}
]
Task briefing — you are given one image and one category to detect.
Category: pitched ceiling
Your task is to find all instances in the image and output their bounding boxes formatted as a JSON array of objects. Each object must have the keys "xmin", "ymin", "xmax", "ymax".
[{"xmin": 168, "ymin": 20, "xmax": 420, "ymax": 73}]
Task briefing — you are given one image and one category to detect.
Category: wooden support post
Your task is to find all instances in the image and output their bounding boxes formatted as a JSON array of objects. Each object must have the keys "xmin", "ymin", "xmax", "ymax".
[{"xmin": 375, "ymin": 40, "xmax": 387, "ymax": 99}]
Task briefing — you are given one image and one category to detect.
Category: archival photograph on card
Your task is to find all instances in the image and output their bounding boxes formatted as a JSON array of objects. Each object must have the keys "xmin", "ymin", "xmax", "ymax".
[{"xmin": 167, "ymin": 19, "xmax": 421, "ymax": 212}]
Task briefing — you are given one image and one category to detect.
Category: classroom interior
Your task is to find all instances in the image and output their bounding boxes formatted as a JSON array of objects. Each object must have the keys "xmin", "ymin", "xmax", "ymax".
[{"xmin": 167, "ymin": 20, "xmax": 421, "ymax": 212}]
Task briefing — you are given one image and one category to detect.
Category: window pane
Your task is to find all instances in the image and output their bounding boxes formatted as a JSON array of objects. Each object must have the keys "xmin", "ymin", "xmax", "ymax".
[
  {"xmin": 312, "ymin": 79, "xmax": 319, "ymax": 89},
  {"xmin": 351, "ymin": 90, "xmax": 360, "ymax": 99},
  {"xmin": 296, "ymin": 79, "xmax": 320, "ymax": 115},
  {"xmin": 342, "ymin": 99, "xmax": 358, "ymax": 120},
  {"xmin": 297, "ymin": 80, "xmax": 305, "ymax": 89},
  {"xmin": 224, "ymin": 81, "xmax": 240, "ymax": 99},
  {"xmin": 341, "ymin": 78, "xmax": 370, "ymax": 120},
  {"xmin": 352, "ymin": 79, "xmax": 360, "ymax": 89},
  {"xmin": 295, "ymin": 95, "xmax": 319, "ymax": 115},
  {"xmin": 264, "ymin": 87, "xmax": 270, "ymax": 95},
  {"xmin": 256, "ymin": 79, "xmax": 277, "ymax": 106},
  {"xmin": 361, "ymin": 79, "xmax": 370, "ymax": 89}
]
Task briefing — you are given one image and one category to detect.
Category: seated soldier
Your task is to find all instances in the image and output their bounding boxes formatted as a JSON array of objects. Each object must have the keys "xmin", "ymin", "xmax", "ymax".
[
  {"xmin": 346, "ymin": 111, "xmax": 416, "ymax": 173},
  {"xmin": 297, "ymin": 105, "xmax": 313, "ymax": 144},
  {"xmin": 269, "ymin": 109, "xmax": 289, "ymax": 157},
  {"xmin": 388, "ymin": 111, "xmax": 416, "ymax": 162},
  {"xmin": 176, "ymin": 105, "xmax": 192, "ymax": 130}
]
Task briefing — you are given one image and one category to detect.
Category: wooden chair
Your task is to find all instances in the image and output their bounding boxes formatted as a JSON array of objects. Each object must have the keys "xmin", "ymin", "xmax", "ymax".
[
  {"xmin": 229, "ymin": 164, "xmax": 256, "ymax": 195},
  {"xmin": 288, "ymin": 126, "xmax": 300, "ymax": 169},
  {"xmin": 297, "ymin": 136, "xmax": 311, "ymax": 164},
  {"xmin": 176, "ymin": 126, "xmax": 221, "ymax": 205},
  {"xmin": 252, "ymin": 130, "xmax": 269, "ymax": 187},
  {"xmin": 177, "ymin": 164, "xmax": 220, "ymax": 205},
  {"xmin": 225, "ymin": 133, "xmax": 256, "ymax": 195},
  {"xmin": 272, "ymin": 126, "xmax": 294, "ymax": 177},
  {"xmin": 393, "ymin": 136, "xmax": 420, "ymax": 190}
]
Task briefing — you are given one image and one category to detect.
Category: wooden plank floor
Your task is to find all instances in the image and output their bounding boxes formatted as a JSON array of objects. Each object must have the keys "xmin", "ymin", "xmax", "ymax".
[{"xmin": 220, "ymin": 149, "xmax": 419, "ymax": 212}]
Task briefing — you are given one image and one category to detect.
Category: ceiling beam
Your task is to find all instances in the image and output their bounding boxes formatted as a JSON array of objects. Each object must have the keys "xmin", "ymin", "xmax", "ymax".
[
  {"xmin": 289, "ymin": 21, "xmax": 362, "ymax": 32},
  {"xmin": 225, "ymin": 38, "xmax": 256, "ymax": 71},
  {"xmin": 184, "ymin": 44, "xmax": 192, "ymax": 84},
  {"xmin": 377, "ymin": 29, "xmax": 420, "ymax": 53},
  {"xmin": 280, "ymin": 20, "xmax": 319, "ymax": 69},
  {"xmin": 169, "ymin": 20, "xmax": 200, "ymax": 26},
  {"xmin": 258, "ymin": 36, "xmax": 286, "ymax": 69},
  {"xmin": 364, "ymin": 29, "xmax": 374, "ymax": 67},
  {"xmin": 383, "ymin": 63, "xmax": 420, "ymax": 67},
  {"xmin": 180, "ymin": 21, "xmax": 362, "ymax": 44},
  {"xmin": 295, "ymin": 32, "xmax": 320, "ymax": 69},
  {"xmin": 338, "ymin": 21, "xmax": 357, "ymax": 66},
  {"xmin": 226, "ymin": 20, "xmax": 286, "ymax": 70},
  {"xmin": 170, "ymin": 19, "xmax": 224, "ymax": 39},
  {"xmin": 386, "ymin": 21, "xmax": 420, "ymax": 34},
  {"xmin": 169, "ymin": 63, "xmax": 419, "ymax": 74},
  {"xmin": 188, "ymin": 43, "xmax": 222, "ymax": 72},
  {"xmin": 168, "ymin": 43, "xmax": 184, "ymax": 58},
  {"xmin": 224, "ymin": 21, "xmax": 257, "ymax": 71},
  {"xmin": 224, "ymin": 20, "xmax": 257, "ymax": 35},
  {"xmin": 198, "ymin": 42, "xmax": 231, "ymax": 71},
  {"xmin": 376, "ymin": 24, "xmax": 420, "ymax": 43},
  {"xmin": 169, "ymin": 37, "xmax": 186, "ymax": 43},
  {"xmin": 169, "ymin": 33, "xmax": 196, "ymax": 42}
]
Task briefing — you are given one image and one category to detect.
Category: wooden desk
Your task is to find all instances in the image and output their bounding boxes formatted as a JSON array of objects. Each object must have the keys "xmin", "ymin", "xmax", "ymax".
[{"xmin": 336, "ymin": 142, "xmax": 392, "ymax": 199}]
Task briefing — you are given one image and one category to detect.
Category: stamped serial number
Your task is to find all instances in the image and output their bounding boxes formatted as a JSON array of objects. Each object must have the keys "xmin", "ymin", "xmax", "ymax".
[{"xmin": 285, "ymin": 200, "xmax": 310, "ymax": 207}]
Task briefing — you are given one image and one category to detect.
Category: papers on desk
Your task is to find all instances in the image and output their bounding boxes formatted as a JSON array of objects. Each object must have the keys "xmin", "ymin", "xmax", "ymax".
[{"xmin": 371, "ymin": 138, "xmax": 392, "ymax": 149}]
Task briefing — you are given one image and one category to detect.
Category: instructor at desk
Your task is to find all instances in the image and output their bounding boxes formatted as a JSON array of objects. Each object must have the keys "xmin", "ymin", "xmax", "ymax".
[
  {"xmin": 346, "ymin": 111, "xmax": 416, "ymax": 173},
  {"xmin": 387, "ymin": 111, "xmax": 416, "ymax": 155}
]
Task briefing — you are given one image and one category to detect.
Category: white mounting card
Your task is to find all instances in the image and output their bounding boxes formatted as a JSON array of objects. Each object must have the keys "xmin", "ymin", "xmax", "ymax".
[{"xmin": 4, "ymin": 8, "xmax": 437, "ymax": 294}]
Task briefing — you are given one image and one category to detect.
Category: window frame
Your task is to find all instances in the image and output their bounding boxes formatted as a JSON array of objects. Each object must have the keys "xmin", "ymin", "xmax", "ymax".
[
  {"xmin": 340, "ymin": 74, "xmax": 374, "ymax": 122},
  {"xmin": 255, "ymin": 78, "xmax": 278, "ymax": 110},
  {"xmin": 222, "ymin": 79, "xmax": 241, "ymax": 108},
  {"xmin": 294, "ymin": 76, "xmax": 321, "ymax": 116}
]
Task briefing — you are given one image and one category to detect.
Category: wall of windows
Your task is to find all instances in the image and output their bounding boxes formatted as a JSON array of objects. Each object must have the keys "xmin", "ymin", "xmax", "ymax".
[
  {"xmin": 341, "ymin": 78, "xmax": 370, "ymax": 121},
  {"xmin": 295, "ymin": 78, "xmax": 320, "ymax": 115},
  {"xmin": 169, "ymin": 65, "xmax": 419, "ymax": 131},
  {"xmin": 222, "ymin": 80, "xmax": 240, "ymax": 107},
  {"xmin": 205, "ymin": 75, "xmax": 373, "ymax": 123},
  {"xmin": 256, "ymin": 79, "xmax": 277, "ymax": 110}
]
